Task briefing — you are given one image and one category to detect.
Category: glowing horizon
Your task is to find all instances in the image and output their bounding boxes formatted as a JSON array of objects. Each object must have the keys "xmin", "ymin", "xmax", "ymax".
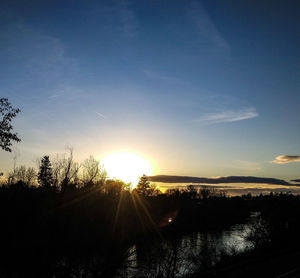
[{"xmin": 101, "ymin": 151, "xmax": 155, "ymax": 187}]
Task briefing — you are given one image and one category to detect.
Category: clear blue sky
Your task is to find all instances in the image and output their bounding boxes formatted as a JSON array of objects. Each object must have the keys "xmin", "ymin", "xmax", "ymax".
[{"xmin": 1, "ymin": 0, "xmax": 299, "ymax": 182}]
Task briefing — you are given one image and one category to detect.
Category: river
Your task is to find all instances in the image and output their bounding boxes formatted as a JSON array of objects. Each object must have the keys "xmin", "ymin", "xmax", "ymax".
[
  {"xmin": 52, "ymin": 213, "xmax": 259, "ymax": 277},
  {"xmin": 121, "ymin": 213, "xmax": 257, "ymax": 277}
]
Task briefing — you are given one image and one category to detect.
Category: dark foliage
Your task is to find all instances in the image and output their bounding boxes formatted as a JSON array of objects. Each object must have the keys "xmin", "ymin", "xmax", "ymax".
[
  {"xmin": 135, "ymin": 174, "xmax": 150, "ymax": 196},
  {"xmin": 0, "ymin": 98, "xmax": 21, "ymax": 152},
  {"xmin": 38, "ymin": 156, "xmax": 54, "ymax": 188},
  {"xmin": 1, "ymin": 179, "xmax": 300, "ymax": 277}
]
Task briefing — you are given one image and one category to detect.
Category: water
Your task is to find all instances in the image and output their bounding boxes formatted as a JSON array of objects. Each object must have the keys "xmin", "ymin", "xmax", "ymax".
[
  {"xmin": 53, "ymin": 213, "xmax": 258, "ymax": 277},
  {"xmin": 124, "ymin": 217, "xmax": 256, "ymax": 277}
]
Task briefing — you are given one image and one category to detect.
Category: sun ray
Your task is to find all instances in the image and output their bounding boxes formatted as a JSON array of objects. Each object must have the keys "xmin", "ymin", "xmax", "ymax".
[
  {"xmin": 131, "ymin": 191, "xmax": 162, "ymax": 237},
  {"xmin": 130, "ymin": 191, "xmax": 146, "ymax": 230},
  {"xmin": 113, "ymin": 191, "xmax": 125, "ymax": 233}
]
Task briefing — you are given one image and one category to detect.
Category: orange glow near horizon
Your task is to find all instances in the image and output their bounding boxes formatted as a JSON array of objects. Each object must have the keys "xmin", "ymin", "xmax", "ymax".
[{"xmin": 101, "ymin": 152, "xmax": 155, "ymax": 187}]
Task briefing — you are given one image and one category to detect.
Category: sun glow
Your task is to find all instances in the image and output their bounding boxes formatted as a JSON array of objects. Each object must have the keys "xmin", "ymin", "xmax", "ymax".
[{"xmin": 102, "ymin": 152, "xmax": 154, "ymax": 187}]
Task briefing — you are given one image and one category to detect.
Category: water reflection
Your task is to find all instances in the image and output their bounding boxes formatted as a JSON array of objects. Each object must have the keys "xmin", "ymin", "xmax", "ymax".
[
  {"xmin": 52, "ymin": 214, "xmax": 257, "ymax": 277},
  {"xmin": 125, "ymin": 218, "xmax": 255, "ymax": 277}
]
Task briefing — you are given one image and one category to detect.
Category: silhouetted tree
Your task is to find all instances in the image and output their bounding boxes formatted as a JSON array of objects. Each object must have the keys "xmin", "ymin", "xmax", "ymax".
[
  {"xmin": 0, "ymin": 98, "xmax": 21, "ymax": 152},
  {"xmin": 25, "ymin": 167, "xmax": 37, "ymax": 185},
  {"xmin": 15, "ymin": 165, "xmax": 26, "ymax": 181},
  {"xmin": 60, "ymin": 147, "xmax": 80, "ymax": 190},
  {"xmin": 8, "ymin": 165, "xmax": 37, "ymax": 186},
  {"xmin": 38, "ymin": 156, "xmax": 53, "ymax": 188},
  {"xmin": 165, "ymin": 188, "xmax": 181, "ymax": 199},
  {"xmin": 147, "ymin": 184, "xmax": 162, "ymax": 196},
  {"xmin": 51, "ymin": 154, "xmax": 63, "ymax": 188},
  {"xmin": 105, "ymin": 179, "xmax": 124, "ymax": 196},
  {"xmin": 199, "ymin": 186, "xmax": 215, "ymax": 199},
  {"xmin": 136, "ymin": 174, "xmax": 150, "ymax": 196},
  {"xmin": 82, "ymin": 155, "xmax": 106, "ymax": 187},
  {"xmin": 187, "ymin": 184, "xmax": 198, "ymax": 199}
]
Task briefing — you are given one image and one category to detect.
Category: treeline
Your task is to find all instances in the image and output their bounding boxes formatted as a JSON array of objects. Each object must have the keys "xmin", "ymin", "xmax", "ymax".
[
  {"xmin": 3, "ymin": 149, "xmax": 107, "ymax": 190},
  {"xmin": 2, "ymin": 151, "xmax": 300, "ymax": 276},
  {"xmin": 2, "ymin": 148, "xmax": 164, "ymax": 197},
  {"xmin": 0, "ymin": 149, "xmax": 249, "ymax": 254},
  {"xmin": 2, "ymin": 178, "xmax": 300, "ymax": 277},
  {"xmin": 2, "ymin": 148, "xmax": 300, "ymax": 247}
]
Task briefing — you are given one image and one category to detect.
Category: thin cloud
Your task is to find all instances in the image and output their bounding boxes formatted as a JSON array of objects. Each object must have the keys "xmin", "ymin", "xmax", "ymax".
[
  {"xmin": 95, "ymin": 111, "xmax": 107, "ymax": 119},
  {"xmin": 272, "ymin": 155, "xmax": 300, "ymax": 164},
  {"xmin": 195, "ymin": 108, "xmax": 258, "ymax": 125},
  {"xmin": 2, "ymin": 23, "xmax": 77, "ymax": 79},
  {"xmin": 187, "ymin": 1, "xmax": 230, "ymax": 53}
]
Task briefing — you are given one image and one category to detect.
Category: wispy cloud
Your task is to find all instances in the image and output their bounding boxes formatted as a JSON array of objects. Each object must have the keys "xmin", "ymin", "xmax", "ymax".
[
  {"xmin": 95, "ymin": 111, "xmax": 107, "ymax": 119},
  {"xmin": 195, "ymin": 108, "xmax": 258, "ymax": 125},
  {"xmin": 1, "ymin": 23, "xmax": 77, "ymax": 81},
  {"xmin": 272, "ymin": 155, "xmax": 300, "ymax": 164},
  {"xmin": 187, "ymin": 1, "xmax": 230, "ymax": 53}
]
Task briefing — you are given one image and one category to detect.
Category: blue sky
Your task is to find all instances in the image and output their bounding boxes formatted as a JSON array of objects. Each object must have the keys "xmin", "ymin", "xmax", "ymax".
[{"xmin": 1, "ymin": 0, "xmax": 299, "ymax": 182}]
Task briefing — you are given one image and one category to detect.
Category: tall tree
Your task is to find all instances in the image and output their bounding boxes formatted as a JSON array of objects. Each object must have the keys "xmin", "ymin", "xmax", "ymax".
[
  {"xmin": 38, "ymin": 156, "xmax": 54, "ymax": 188},
  {"xmin": 8, "ymin": 165, "xmax": 37, "ymax": 186},
  {"xmin": 0, "ymin": 98, "xmax": 21, "ymax": 152},
  {"xmin": 82, "ymin": 155, "xmax": 106, "ymax": 187},
  {"xmin": 60, "ymin": 147, "xmax": 80, "ymax": 190},
  {"xmin": 136, "ymin": 174, "xmax": 150, "ymax": 196}
]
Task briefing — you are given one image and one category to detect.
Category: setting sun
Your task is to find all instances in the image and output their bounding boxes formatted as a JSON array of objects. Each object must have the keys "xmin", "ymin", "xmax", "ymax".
[{"xmin": 101, "ymin": 152, "xmax": 154, "ymax": 187}]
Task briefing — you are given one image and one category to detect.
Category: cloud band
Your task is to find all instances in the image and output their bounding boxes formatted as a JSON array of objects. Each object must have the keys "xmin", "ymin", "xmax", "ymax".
[
  {"xmin": 147, "ymin": 175, "xmax": 293, "ymax": 186},
  {"xmin": 272, "ymin": 155, "xmax": 300, "ymax": 164}
]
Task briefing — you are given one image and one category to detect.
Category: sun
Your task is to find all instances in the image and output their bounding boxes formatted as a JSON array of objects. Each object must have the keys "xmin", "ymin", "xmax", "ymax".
[{"xmin": 101, "ymin": 152, "xmax": 154, "ymax": 187}]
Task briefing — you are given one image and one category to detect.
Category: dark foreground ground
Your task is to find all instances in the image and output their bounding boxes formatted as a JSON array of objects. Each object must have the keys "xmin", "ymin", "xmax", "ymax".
[
  {"xmin": 1, "ymin": 183, "xmax": 300, "ymax": 277},
  {"xmin": 197, "ymin": 249, "xmax": 300, "ymax": 278}
]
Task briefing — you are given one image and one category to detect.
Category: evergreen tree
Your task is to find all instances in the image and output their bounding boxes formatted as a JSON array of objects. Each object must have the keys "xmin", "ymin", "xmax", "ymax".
[
  {"xmin": 136, "ymin": 174, "xmax": 150, "ymax": 196},
  {"xmin": 38, "ymin": 156, "xmax": 54, "ymax": 188}
]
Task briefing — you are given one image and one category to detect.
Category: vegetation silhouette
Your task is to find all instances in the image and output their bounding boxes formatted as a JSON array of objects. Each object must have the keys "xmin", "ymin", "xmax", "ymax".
[
  {"xmin": 135, "ymin": 174, "xmax": 151, "ymax": 196},
  {"xmin": 38, "ymin": 156, "xmax": 54, "ymax": 189},
  {"xmin": 0, "ymin": 159, "xmax": 300, "ymax": 277},
  {"xmin": 0, "ymin": 98, "xmax": 21, "ymax": 152}
]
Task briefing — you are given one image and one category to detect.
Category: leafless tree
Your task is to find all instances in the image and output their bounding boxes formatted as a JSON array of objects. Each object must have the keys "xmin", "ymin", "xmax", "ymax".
[
  {"xmin": 82, "ymin": 155, "xmax": 106, "ymax": 187},
  {"xmin": 60, "ymin": 147, "xmax": 80, "ymax": 189},
  {"xmin": 51, "ymin": 154, "xmax": 63, "ymax": 188},
  {"xmin": 8, "ymin": 165, "xmax": 37, "ymax": 186},
  {"xmin": 45, "ymin": 148, "xmax": 81, "ymax": 190},
  {"xmin": 25, "ymin": 167, "xmax": 37, "ymax": 185}
]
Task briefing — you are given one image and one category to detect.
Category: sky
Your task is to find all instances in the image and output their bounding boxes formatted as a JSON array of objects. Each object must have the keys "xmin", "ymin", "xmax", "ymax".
[{"xmin": 1, "ymin": 0, "xmax": 300, "ymax": 186}]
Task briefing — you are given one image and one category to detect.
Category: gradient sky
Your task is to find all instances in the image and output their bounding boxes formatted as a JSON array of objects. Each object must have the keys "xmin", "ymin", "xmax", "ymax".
[{"xmin": 1, "ymin": 0, "xmax": 299, "ymax": 182}]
